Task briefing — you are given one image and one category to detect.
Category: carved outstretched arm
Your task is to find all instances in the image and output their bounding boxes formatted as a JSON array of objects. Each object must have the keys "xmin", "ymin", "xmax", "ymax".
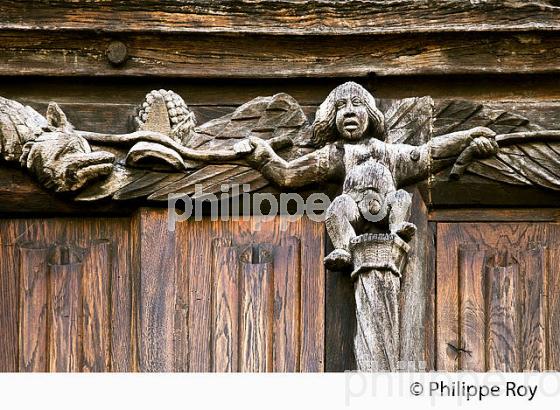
[
  {"xmin": 241, "ymin": 137, "xmax": 340, "ymax": 188},
  {"xmin": 79, "ymin": 130, "xmax": 248, "ymax": 162},
  {"xmin": 393, "ymin": 126, "xmax": 497, "ymax": 187}
]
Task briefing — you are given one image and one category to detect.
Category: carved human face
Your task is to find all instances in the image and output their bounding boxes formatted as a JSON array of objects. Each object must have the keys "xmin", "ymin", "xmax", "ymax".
[{"xmin": 335, "ymin": 94, "xmax": 369, "ymax": 140}]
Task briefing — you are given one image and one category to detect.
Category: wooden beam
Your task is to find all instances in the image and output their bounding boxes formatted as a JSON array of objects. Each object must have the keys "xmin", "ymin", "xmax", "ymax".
[
  {"xmin": 1, "ymin": 1, "xmax": 558, "ymax": 35},
  {"xmin": 1, "ymin": 31, "xmax": 560, "ymax": 78}
]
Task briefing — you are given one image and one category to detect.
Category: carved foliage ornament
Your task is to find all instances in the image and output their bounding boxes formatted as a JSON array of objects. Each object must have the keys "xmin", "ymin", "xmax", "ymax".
[{"xmin": 2, "ymin": 82, "xmax": 559, "ymax": 370}]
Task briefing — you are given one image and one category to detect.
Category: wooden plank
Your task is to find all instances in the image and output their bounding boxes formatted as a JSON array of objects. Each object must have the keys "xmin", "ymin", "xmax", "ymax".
[
  {"xmin": 458, "ymin": 246, "xmax": 486, "ymax": 371},
  {"xmin": 548, "ymin": 225, "xmax": 560, "ymax": 370},
  {"xmin": 486, "ymin": 260, "xmax": 520, "ymax": 372},
  {"xmin": 0, "ymin": 221, "xmax": 20, "ymax": 371},
  {"xmin": 424, "ymin": 222, "xmax": 436, "ymax": 371},
  {"xmin": 18, "ymin": 243, "xmax": 49, "ymax": 372},
  {"xmin": 400, "ymin": 187, "xmax": 428, "ymax": 370},
  {"xmin": 1, "ymin": 31, "xmax": 560, "ymax": 78},
  {"xmin": 81, "ymin": 240, "xmax": 112, "ymax": 372},
  {"xmin": 435, "ymin": 223, "xmax": 460, "ymax": 371},
  {"xmin": 272, "ymin": 237, "xmax": 301, "ymax": 372},
  {"xmin": 135, "ymin": 209, "xmax": 177, "ymax": 371},
  {"xmin": 429, "ymin": 208, "xmax": 560, "ymax": 222},
  {"xmin": 520, "ymin": 248, "xmax": 547, "ymax": 371},
  {"xmin": 1, "ymin": 1, "xmax": 558, "ymax": 35},
  {"xmin": 296, "ymin": 219, "xmax": 325, "ymax": 372},
  {"xmin": 239, "ymin": 245, "xmax": 273, "ymax": 372},
  {"xmin": 211, "ymin": 239, "xmax": 239, "ymax": 372},
  {"xmin": 186, "ymin": 219, "xmax": 215, "ymax": 372},
  {"xmin": 48, "ymin": 255, "xmax": 83, "ymax": 372}
]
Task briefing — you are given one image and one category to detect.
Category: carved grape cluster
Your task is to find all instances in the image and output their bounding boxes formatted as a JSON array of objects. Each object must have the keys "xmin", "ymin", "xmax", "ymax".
[{"xmin": 136, "ymin": 89, "xmax": 196, "ymax": 144}]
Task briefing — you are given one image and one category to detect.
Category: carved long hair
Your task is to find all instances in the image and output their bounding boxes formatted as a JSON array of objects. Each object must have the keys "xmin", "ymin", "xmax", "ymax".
[{"xmin": 310, "ymin": 82, "xmax": 385, "ymax": 147}]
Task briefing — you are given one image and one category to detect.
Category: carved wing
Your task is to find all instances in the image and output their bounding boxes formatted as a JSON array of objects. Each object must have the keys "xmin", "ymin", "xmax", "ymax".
[
  {"xmin": 434, "ymin": 100, "xmax": 560, "ymax": 191},
  {"xmin": 77, "ymin": 92, "xmax": 311, "ymax": 201}
]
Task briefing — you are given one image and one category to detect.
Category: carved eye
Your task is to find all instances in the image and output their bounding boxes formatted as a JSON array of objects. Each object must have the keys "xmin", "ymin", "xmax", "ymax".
[
  {"xmin": 351, "ymin": 97, "xmax": 363, "ymax": 106},
  {"xmin": 335, "ymin": 100, "xmax": 346, "ymax": 109}
]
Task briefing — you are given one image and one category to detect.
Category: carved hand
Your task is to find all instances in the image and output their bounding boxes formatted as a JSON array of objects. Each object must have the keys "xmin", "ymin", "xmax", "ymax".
[
  {"xmin": 243, "ymin": 137, "xmax": 276, "ymax": 169},
  {"xmin": 468, "ymin": 127, "xmax": 499, "ymax": 158}
]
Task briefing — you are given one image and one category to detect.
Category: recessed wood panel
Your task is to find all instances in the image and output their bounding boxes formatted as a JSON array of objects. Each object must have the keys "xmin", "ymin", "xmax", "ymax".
[
  {"xmin": 436, "ymin": 223, "xmax": 559, "ymax": 371},
  {"xmin": 135, "ymin": 210, "xmax": 324, "ymax": 372}
]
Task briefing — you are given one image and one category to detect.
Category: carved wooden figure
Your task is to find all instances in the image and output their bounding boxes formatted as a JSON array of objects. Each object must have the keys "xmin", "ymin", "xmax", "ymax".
[{"xmin": 2, "ymin": 82, "xmax": 560, "ymax": 371}]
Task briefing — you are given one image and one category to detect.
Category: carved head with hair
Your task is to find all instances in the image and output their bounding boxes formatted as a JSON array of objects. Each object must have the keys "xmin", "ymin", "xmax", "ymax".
[{"xmin": 311, "ymin": 82, "xmax": 385, "ymax": 147}]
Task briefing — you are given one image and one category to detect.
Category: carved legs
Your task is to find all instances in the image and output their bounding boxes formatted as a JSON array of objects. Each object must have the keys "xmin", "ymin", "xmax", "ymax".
[
  {"xmin": 324, "ymin": 194, "xmax": 361, "ymax": 270},
  {"xmin": 387, "ymin": 189, "xmax": 416, "ymax": 241}
]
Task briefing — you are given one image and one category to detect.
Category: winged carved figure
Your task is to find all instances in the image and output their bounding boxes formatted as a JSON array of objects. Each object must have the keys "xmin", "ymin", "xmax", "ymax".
[{"xmin": 1, "ymin": 82, "xmax": 559, "ymax": 211}]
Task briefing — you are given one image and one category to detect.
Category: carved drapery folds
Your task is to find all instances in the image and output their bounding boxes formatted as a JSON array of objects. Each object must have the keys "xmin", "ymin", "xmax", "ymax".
[{"xmin": 2, "ymin": 82, "xmax": 559, "ymax": 371}]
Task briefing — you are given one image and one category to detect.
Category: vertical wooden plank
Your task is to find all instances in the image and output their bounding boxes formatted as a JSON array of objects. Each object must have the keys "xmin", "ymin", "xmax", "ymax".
[
  {"xmin": 108, "ymin": 220, "xmax": 133, "ymax": 372},
  {"xmin": 239, "ymin": 245, "xmax": 273, "ymax": 372},
  {"xmin": 297, "ymin": 218, "xmax": 325, "ymax": 372},
  {"xmin": 436, "ymin": 223, "xmax": 460, "ymax": 371},
  {"xmin": 486, "ymin": 257, "xmax": 520, "ymax": 372},
  {"xmin": 136, "ymin": 209, "xmax": 176, "ymax": 372},
  {"xmin": 424, "ymin": 221, "xmax": 436, "ymax": 371},
  {"xmin": 212, "ymin": 238, "xmax": 239, "ymax": 372},
  {"xmin": 81, "ymin": 240, "xmax": 112, "ymax": 372},
  {"xmin": 48, "ymin": 255, "xmax": 83, "ymax": 372},
  {"xmin": 548, "ymin": 225, "xmax": 560, "ymax": 370},
  {"xmin": 272, "ymin": 237, "xmax": 301, "ymax": 372},
  {"xmin": 458, "ymin": 245, "xmax": 486, "ymax": 371},
  {"xmin": 400, "ymin": 188, "xmax": 428, "ymax": 370},
  {"xmin": 520, "ymin": 248, "xmax": 546, "ymax": 371},
  {"xmin": 0, "ymin": 220, "xmax": 19, "ymax": 371},
  {"xmin": 172, "ymin": 221, "xmax": 190, "ymax": 372},
  {"xmin": 18, "ymin": 243, "xmax": 48, "ymax": 372},
  {"xmin": 187, "ymin": 219, "xmax": 215, "ymax": 372}
]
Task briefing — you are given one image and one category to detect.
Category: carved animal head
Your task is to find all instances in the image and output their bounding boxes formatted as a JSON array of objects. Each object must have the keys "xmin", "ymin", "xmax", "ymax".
[
  {"xmin": 19, "ymin": 103, "xmax": 115, "ymax": 192},
  {"xmin": 311, "ymin": 82, "xmax": 385, "ymax": 146}
]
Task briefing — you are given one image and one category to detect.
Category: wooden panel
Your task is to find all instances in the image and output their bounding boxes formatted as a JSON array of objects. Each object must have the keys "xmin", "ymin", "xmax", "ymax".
[
  {"xmin": 48, "ymin": 259, "xmax": 83, "ymax": 372},
  {"xmin": 18, "ymin": 244, "xmax": 49, "ymax": 372},
  {"xmin": 486, "ymin": 261, "xmax": 520, "ymax": 372},
  {"xmin": 212, "ymin": 239, "xmax": 239, "ymax": 372},
  {"xmin": 548, "ymin": 225, "xmax": 560, "ymax": 369},
  {"xmin": 436, "ymin": 223, "xmax": 558, "ymax": 371},
  {"xmin": 81, "ymin": 240, "xmax": 112, "ymax": 372},
  {"xmin": 1, "ymin": 1, "xmax": 557, "ymax": 35},
  {"xmin": 272, "ymin": 237, "xmax": 301, "ymax": 372},
  {"xmin": 135, "ymin": 209, "xmax": 177, "ymax": 372},
  {"xmin": 436, "ymin": 224, "xmax": 460, "ymax": 371},
  {"xmin": 239, "ymin": 246, "xmax": 273, "ymax": 372},
  {"xmin": 0, "ymin": 217, "xmax": 133, "ymax": 372},
  {"xmin": 2, "ymin": 31, "xmax": 560, "ymax": 78},
  {"xmin": 458, "ymin": 246, "xmax": 486, "ymax": 371}
]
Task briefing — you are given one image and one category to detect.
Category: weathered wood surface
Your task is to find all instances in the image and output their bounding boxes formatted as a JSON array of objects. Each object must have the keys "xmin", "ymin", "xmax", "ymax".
[
  {"xmin": 1, "ymin": 31, "xmax": 560, "ymax": 77},
  {"xmin": 0, "ymin": 218, "xmax": 133, "ymax": 372},
  {"xmin": 436, "ymin": 223, "xmax": 559, "ymax": 371},
  {"xmin": 135, "ymin": 211, "xmax": 324, "ymax": 372},
  {"xmin": 1, "ymin": 1, "xmax": 558, "ymax": 35}
]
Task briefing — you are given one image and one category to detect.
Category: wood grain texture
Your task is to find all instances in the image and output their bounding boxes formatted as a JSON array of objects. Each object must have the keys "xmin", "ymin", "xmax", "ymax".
[
  {"xmin": 81, "ymin": 240, "xmax": 112, "ymax": 372},
  {"xmin": 48, "ymin": 259, "xmax": 83, "ymax": 372},
  {"xmin": 1, "ymin": 31, "xmax": 560, "ymax": 78},
  {"xmin": 458, "ymin": 246, "xmax": 486, "ymax": 371},
  {"xmin": 135, "ymin": 209, "xmax": 177, "ymax": 372},
  {"xmin": 18, "ymin": 244, "xmax": 48, "ymax": 372},
  {"xmin": 239, "ymin": 245, "xmax": 273, "ymax": 372},
  {"xmin": 1, "ymin": 1, "xmax": 558, "ymax": 35},
  {"xmin": 436, "ymin": 223, "xmax": 558, "ymax": 371},
  {"xmin": 212, "ymin": 239, "xmax": 239, "ymax": 372}
]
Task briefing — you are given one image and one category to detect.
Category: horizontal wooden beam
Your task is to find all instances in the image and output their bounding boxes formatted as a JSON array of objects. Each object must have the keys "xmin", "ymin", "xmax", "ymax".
[
  {"xmin": 1, "ymin": 31, "xmax": 560, "ymax": 78},
  {"xmin": 1, "ymin": 1, "xmax": 559, "ymax": 35}
]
